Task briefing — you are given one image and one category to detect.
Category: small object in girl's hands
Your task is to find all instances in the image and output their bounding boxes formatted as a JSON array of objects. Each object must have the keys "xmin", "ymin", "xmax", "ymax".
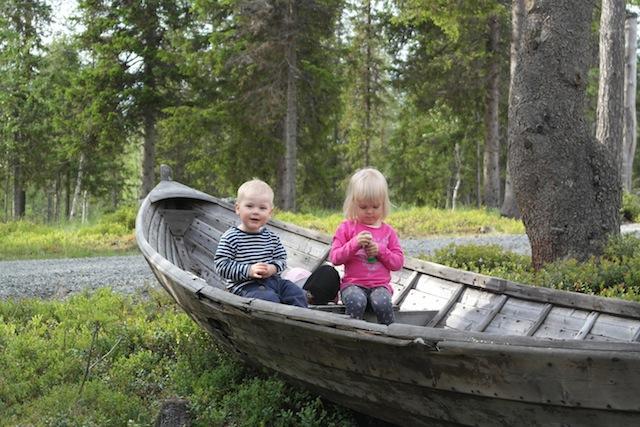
[{"xmin": 367, "ymin": 256, "xmax": 377, "ymax": 263}]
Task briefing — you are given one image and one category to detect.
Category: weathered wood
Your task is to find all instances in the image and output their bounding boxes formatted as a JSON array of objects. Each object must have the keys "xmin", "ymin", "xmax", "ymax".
[
  {"xmin": 574, "ymin": 311, "xmax": 600, "ymax": 340},
  {"xmin": 136, "ymin": 178, "xmax": 640, "ymax": 427},
  {"xmin": 525, "ymin": 303, "xmax": 553, "ymax": 336}
]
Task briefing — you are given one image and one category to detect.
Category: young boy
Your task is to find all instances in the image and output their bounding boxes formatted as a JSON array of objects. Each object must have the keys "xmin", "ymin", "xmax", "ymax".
[{"xmin": 214, "ymin": 179, "xmax": 308, "ymax": 307}]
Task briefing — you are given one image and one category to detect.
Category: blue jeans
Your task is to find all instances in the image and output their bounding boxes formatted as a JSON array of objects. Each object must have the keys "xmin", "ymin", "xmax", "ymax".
[{"xmin": 236, "ymin": 276, "xmax": 308, "ymax": 308}]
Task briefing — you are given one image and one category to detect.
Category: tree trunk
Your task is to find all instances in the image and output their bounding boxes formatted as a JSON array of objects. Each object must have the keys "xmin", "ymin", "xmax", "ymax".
[
  {"xmin": 622, "ymin": 12, "xmax": 638, "ymax": 192},
  {"xmin": 140, "ymin": 110, "xmax": 158, "ymax": 199},
  {"xmin": 364, "ymin": 0, "xmax": 372, "ymax": 166},
  {"xmin": 70, "ymin": 152, "xmax": 86, "ymax": 220},
  {"xmin": 596, "ymin": 0, "xmax": 625, "ymax": 171},
  {"xmin": 509, "ymin": 0, "xmax": 620, "ymax": 269},
  {"xmin": 501, "ymin": 0, "xmax": 525, "ymax": 219},
  {"xmin": 13, "ymin": 162, "xmax": 25, "ymax": 219},
  {"xmin": 482, "ymin": 14, "xmax": 501, "ymax": 208},
  {"xmin": 3, "ymin": 158, "xmax": 9, "ymax": 219},
  {"xmin": 451, "ymin": 142, "xmax": 462, "ymax": 211},
  {"xmin": 280, "ymin": 0, "xmax": 298, "ymax": 211}
]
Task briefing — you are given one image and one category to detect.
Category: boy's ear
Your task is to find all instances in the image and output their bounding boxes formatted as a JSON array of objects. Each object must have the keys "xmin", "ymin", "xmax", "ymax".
[{"xmin": 234, "ymin": 202, "xmax": 240, "ymax": 214}]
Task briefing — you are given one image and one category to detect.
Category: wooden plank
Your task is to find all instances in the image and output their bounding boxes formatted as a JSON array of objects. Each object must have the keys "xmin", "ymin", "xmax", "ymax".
[
  {"xmin": 588, "ymin": 314, "xmax": 640, "ymax": 342},
  {"xmin": 533, "ymin": 307, "xmax": 590, "ymax": 340},
  {"xmin": 472, "ymin": 294, "xmax": 509, "ymax": 332},
  {"xmin": 183, "ymin": 224, "xmax": 217, "ymax": 259},
  {"xmin": 525, "ymin": 303, "xmax": 553, "ymax": 336},
  {"xmin": 147, "ymin": 207, "xmax": 160, "ymax": 252},
  {"xmin": 425, "ymin": 284, "xmax": 466, "ymax": 327},
  {"xmin": 407, "ymin": 258, "xmax": 640, "ymax": 319},
  {"xmin": 484, "ymin": 299, "xmax": 543, "ymax": 336},
  {"xmin": 173, "ymin": 237, "xmax": 193, "ymax": 272},
  {"xmin": 632, "ymin": 325, "xmax": 640, "ymax": 342},
  {"xmin": 392, "ymin": 271, "xmax": 420, "ymax": 306},
  {"xmin": 159, "ymin": 208, "xmax": 196, "ymax": 236},
  {"xmin": 574, "ymin": 311, "xmax": 600, "ymax": 340}
]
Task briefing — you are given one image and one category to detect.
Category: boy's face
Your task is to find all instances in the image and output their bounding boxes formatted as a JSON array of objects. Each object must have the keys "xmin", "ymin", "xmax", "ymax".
[{"xmin": 235, "ymin": 192, "xmax": 273, "ymax": 233}]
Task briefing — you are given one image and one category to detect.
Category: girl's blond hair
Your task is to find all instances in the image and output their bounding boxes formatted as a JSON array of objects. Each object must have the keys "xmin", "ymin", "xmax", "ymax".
[{"xmin": 343, "ymin": 168, "xmax": 391, "ymax": 220}]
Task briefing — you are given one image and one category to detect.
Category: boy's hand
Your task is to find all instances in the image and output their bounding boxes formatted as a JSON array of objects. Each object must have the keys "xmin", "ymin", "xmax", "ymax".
[
  {"xmin": 357, "ymin": 231, "xmax": 373, "ymax": 248},
  {"xmin": 249, "ymin": 263, "xmax": 277, "ymax": 279}
]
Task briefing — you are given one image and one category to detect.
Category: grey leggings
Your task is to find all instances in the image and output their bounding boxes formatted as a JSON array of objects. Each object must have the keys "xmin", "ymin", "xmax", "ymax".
[{"xmin": 341, "ymin": 285, "xmax": 395, "ymax": 325}]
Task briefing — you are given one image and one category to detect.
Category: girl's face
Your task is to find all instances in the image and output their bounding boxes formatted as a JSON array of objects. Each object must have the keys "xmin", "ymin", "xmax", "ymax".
[{"xmin": 355, "ymin": 199, "xmax": 383, "ymax": 226}]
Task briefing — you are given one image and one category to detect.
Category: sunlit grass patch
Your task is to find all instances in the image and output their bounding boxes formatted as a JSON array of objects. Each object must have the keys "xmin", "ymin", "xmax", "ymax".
[
  {"xmin": 0, "ymin": 206, "xmax": 137, "ymax": 260},
  {"xmin": 278, "ymin": 206, "xmax": 524, "ymax": 237}
]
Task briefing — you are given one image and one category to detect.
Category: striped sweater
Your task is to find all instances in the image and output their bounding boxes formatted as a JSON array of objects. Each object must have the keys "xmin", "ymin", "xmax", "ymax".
[{"xmin": 214, "ymin": 226, "xmax": 288, "ymax": 292}]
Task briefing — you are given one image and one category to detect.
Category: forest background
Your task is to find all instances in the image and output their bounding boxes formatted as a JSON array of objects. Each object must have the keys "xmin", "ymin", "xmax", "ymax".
[{"xmin": 4, "ymin": 0, "xmax": 639, "ymax": 225}]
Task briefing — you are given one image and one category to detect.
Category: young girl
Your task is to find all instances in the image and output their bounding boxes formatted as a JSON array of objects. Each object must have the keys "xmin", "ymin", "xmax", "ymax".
[{"xmin": 329, "ymin": 168, "xmax": 404, "ymax": 325}]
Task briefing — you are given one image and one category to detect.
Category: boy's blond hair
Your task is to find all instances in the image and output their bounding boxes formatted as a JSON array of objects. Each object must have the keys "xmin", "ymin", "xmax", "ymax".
[
  {"xmin": 237, "ymin": 179, "xmax": 274, "ymax": 205},
  {"xmin": 343, "ymin": 168, "xmax": 391, "ymax": 220}
]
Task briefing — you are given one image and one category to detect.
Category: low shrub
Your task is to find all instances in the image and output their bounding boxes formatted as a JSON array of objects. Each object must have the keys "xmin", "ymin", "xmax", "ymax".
[
  {"xmin": 426, "ymin": 234, "xmax": 640, "ymax": 302},
  {"xmin": 621, "ymin": 192, "xmax": 640, "ymax": 222},
  {"xmin": 0, "ymin": 289, "xmax": 355, "ymax": 426}
]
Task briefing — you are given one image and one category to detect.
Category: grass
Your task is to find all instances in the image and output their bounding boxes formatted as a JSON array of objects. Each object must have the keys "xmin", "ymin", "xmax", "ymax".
[
  {"xmin": 0, "ymin": 207, "xmax": 138, "ymax": 260},
  {"xmin": 276, "ymin": 206, "xmax": 525, "ymax": 237},
  {"xmin": 0, "ymin": 289, "xmax": 355, "ymax": 426}
]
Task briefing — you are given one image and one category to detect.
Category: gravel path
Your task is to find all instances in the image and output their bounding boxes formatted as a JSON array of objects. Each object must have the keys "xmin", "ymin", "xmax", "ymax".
[{"xmin": 3, "ymin": 224, "xmax": 640, "ymax": 300}]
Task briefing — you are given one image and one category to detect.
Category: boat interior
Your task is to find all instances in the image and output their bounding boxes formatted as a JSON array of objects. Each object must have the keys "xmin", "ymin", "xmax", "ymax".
[{"xmin": 145, "ymin": 196, "xmax": 640, "ymax": 342}]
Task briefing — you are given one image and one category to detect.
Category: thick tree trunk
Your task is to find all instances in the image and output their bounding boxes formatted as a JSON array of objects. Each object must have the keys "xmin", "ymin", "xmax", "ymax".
[
  {"xmin": 280, "ymin": 0, "xmax": 298, "ymax": 211},
  {"xmin": 140, "ymin": 111, "xmax": 158, "ymax": 199},
  {"xmin": 501, "ymin": 0, "xmax": 525, "ymax": 219},
  {"xmin": 596, "ymin": 0, "xmax": 625, "ymax": 171},
  {"xmin": 483, "ymin": 14, "xmax": 501, "ymax": 208},
  {"xmin": 70, "ymin": 152, "xmax": 86, "ymax": 220},
  {"xmin": 509, "ymin": 0, "xmax": 620, "ymax": 269},
  {"xmin": 623, "ymin": 12, "xmax": 638, "ymax": 192}
]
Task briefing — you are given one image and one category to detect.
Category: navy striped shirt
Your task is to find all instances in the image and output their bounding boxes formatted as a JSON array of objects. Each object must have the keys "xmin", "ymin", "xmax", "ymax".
[{"xmin": 214, "ymin": 226, "xmax": 288, "ymax": 292}]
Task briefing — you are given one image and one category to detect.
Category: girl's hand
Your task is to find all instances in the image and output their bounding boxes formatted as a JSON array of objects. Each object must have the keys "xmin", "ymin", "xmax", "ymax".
[
  {"xmin": 357, "ymin": 231, "xmax": 373, "ymax": 247},
  {"xmin": 365, "ymin": 241, "xmax": 379, "ymax": 257}
]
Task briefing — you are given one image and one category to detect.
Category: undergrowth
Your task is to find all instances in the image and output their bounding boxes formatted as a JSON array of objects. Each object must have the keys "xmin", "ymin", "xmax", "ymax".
[
  {"xmin": 426, "ymin": 233, "xmax": 640, "ymax": 302},
  {"xmin": 0, "ymin": 289, "xmax": 355, "ymax": 426}
]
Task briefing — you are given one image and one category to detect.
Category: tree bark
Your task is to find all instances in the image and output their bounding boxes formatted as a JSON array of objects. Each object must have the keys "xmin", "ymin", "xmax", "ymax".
[
  {"xmin": 622, "ymin": 12, "xmax": 638, "ymax": 192},
  {"xmin": 451, "ymin": 142, "xmax": 462, "ymax": 211},
  {"xmin": 509, "ymin": 0, "xmax": 620, "ymax": 269},
  {"xmin": 501, "ymin": 0, "xmax": 525, "ymax": 219},
  {"xmin": 482, "ymin": 14, "xmax": 501, "ymax": 208},
  {"xmin": 140, "ymin": 110, "xmax": 158, "ymax": 200},
  {"xmin": 12, "ymin": 162, "xmax": 25, "ymax": 219},
  {"xmin": 596, "ymin": 0, "xmax": 625, "ymax": 171},
  {"xmin": 70, "ymin": 152, "xmax": 86, "ymax": 220},
  {"xmin": 280, "ymin": 0, "xmax": 298, "ymax": 211}
]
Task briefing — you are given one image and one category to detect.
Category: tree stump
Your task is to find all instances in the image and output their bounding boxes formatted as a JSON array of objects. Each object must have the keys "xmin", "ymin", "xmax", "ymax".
[{"xmin": 154, "ymin": 397, "xmax": 191, "ymax": 427}]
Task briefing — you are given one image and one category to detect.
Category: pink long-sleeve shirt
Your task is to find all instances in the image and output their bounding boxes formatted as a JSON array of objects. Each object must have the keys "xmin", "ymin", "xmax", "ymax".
[{"xmin": 329, "ymin": 220, "xmax": 404, "ymax": 294}]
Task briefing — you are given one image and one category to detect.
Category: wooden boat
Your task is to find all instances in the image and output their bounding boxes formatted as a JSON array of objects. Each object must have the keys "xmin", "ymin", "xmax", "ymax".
[{"xmin": 136, "ymin": 171, "xmax": 640, "ymax": 426}]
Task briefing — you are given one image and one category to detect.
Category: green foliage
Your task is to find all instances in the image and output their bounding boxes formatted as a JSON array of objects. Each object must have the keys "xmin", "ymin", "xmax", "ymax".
[
  {"xmin": 621, "ymin": 192, "xmax": 640, "ymax": 222},
  {"xmin": 0, "ymin": 289, "xmax": 355, "ymax": 426},
  {"xmin": 428, "ymin": 234, "xmax": 640, "ymax": 302},
  {"xmin": 278, "ymin": 205, "xmax": 524, "ymax": 237},
  {"xmin": 0, "ymin": 205, "xmax": 137, "ymax": 260}
]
